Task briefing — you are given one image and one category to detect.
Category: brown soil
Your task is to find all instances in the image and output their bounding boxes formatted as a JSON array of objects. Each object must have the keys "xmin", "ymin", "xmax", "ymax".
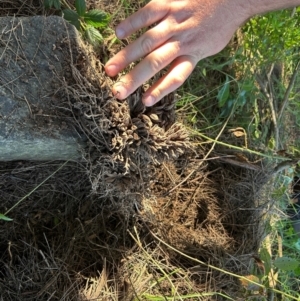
[{"xmin": 0, "ymin": 1, "xmax": 273, "ymax": 300}]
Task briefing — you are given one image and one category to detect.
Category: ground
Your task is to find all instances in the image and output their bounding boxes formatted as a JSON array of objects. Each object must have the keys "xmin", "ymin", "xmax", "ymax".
[{"xmin": 0, "ymin": 1, "xmax": 291, "ymax": 300}]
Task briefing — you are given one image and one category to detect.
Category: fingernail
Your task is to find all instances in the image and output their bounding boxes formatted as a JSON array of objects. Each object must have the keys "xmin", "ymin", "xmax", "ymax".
[
  {"xmin": 116, "ymin": 27, "xmax": 125, "ymax": 39},
  {"xmin": 105, "ymin": 64, "xmax": 118, "ymax": 76},
  {"xmin": 113, "ymin": 83, "xmax": 128, "ymax": 99},
  {"xmin": 143, "ymin": 95, "xmax": 156, "ymax": 107}
]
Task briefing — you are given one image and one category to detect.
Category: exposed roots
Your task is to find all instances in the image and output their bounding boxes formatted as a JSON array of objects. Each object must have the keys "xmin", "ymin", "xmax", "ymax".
[{"xmin": 0, "ymin": 4, "xmax": 274, "ymax": 301}]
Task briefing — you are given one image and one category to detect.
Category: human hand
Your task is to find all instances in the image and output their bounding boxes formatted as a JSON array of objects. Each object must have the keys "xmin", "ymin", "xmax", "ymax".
[{"xmin": 105, "ymin": 0, "xmax": 250, "ymax": 106}]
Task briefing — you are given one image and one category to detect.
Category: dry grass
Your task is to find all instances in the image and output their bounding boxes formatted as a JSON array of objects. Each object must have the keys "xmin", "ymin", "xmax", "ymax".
[
  {"xmin": 0, "ymin": 1, "xmax": 276, "ymax": 300},
  {"xmin": 0, "ymin": 0, "xmax": 43, "ymax": 16}
]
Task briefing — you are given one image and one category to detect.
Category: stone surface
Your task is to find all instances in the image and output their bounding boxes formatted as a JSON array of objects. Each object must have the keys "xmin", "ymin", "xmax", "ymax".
[{"xmin": 0, "ymin": 16, "xmax": 85, "ymax": 161}]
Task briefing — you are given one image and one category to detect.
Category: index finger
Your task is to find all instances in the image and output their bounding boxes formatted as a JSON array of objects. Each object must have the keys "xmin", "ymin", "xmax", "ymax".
[{"xmin": 115, "ymin": 0, "xmax": 169, "ymax": 39}]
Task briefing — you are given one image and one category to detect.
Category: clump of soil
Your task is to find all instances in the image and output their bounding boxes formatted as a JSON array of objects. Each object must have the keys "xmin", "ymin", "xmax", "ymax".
[{"xmin": 0, "ymin": 2, "xmax": 272, "ymax": 301}]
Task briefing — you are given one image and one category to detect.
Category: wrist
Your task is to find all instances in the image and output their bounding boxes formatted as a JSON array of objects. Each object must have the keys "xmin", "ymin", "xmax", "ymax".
[
  {"xmin": 243, "ymin": 0, "xmax": 300, "ymax": 17},
  {"xmin": 220, "ymin": 0, "xmax": 254, "ymax": 27}
]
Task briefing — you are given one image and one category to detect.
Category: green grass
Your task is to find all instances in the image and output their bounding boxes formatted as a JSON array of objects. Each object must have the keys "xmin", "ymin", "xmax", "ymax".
[
  {"xmin": 175, "ymin": 7, "xmax": 300, "ymax": 301},
  {"xmin": 178, "ymin": 8, "xmax": 300, "ymax": 145}
]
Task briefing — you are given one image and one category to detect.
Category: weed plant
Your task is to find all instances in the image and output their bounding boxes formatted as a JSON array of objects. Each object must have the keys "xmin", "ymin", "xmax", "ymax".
[
  {"xmin": 44, "ymin": 0, "xmax": 110, "ymax": 45},
  {"xmin": 176, "ymin": 7, "xmax": 300, "ymax": 300},
  {"xmin": 178, "ymin": 8, "xmax": 300, "ymax": 145}
]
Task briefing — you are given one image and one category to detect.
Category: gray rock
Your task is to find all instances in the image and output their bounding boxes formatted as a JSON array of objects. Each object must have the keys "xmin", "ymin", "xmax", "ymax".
[{"xmin": 0, "ymin": 16, "xmax": 86, "ymax": 161}]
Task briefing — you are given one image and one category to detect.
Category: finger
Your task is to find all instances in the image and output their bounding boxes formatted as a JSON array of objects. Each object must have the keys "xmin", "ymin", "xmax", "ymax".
[
  {"xmin": 105, "ymin": 20, "xmax": 172, "ymax": 76},
  {"xmin": 115, "ymin": 0, "xmax": 168, "ymax": 39},
  {"xmin": 142, "ymin": 55, "xmax": 197, "ymax": 106},
  {"xmin": 112, "ymin": 40, "xmax": 181, "ymax": 99}
]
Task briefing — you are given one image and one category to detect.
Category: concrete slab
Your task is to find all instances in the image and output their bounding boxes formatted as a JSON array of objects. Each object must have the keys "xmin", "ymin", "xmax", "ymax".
[{"xmin": 0, "ymin": 16, "xmax": 85, "ymax": 161}]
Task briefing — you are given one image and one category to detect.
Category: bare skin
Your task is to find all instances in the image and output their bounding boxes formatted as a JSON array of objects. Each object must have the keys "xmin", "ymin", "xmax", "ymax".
[{"xmin": 105, "ymin": 0, "xmax": 300, "ymax": 106}]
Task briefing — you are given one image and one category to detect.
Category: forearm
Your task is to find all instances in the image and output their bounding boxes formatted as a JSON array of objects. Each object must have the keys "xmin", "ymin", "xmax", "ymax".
[{"xmin": 246, "ymin": 0, "xmax": 300, "ymax": 16}]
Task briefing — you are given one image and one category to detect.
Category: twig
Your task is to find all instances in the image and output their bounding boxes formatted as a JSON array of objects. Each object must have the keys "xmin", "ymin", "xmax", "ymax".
[
  {"xmin": 165, "ymin": 104, "xmax": 237, "ymax": 196},
  {"xmin": 23, "ymin": 96, "xmax": 32, "ymax": 117},
  {"xmin": 141, "ymin": 229, "xmax": 299, "ymax": 301},
  {"xmin": 193, "ymin": 131, "xmax": 286, "ymax": 160},
  {"xmin": 272, "ymin": 159, "xmax": 298, "ymax": 174},
  {"xmin": 256, "ymin": 70, "xmax": 279, "ymax": 150},
  {"xmin": 278, "ymin": 60, "xmax": 300, "ymax": 121}
]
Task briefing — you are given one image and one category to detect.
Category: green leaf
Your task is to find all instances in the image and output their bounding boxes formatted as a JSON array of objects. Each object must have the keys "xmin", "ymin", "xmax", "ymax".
[
  {"xmin": 281, "ymin": 175, "xmax": 293, "ymax": 186},
  {"xmin": 75, "ymin": 0, "xmax": 86, "ymax": 16},
  {"xmin": 46, "ymin": 0, "xmax": 50, "ymax": 8},
  {"xmin": 259, "ymin": 248, "xmax": 272, "ymax": 275},
  {"xmin": 220, "ymin": 99, "xmax": 233, "ymax": 118},
  {"xmin": 63, "ymin": 9, "xmax": 80, "ymax": 30},
  {"xmin": 44, "ymin": 0, "xmax": 52, "ymax": 9},
  {"xmin": 294, "ymin": 265, "xmax": 300, "ymax": 276},
  {"xmin": 273, "ymin": 256, "xmax": 300, "ymax": 271},
  {"xmin": 44, "ymin": 0, "xmax": 61, "ymax": 9},
  {"xmin": 84, "ymin": 26, "xmax": 103, "ymax": 46},
  {"xmin": 217, "ymin": 76, "xmax": 230, "ymax": 108},
  {"xmin": 84, "ymin": 10, "xmax": 110, "ymax": 28},
  {"xmin": 53, "ymin": 0, "xmax": 61, "ymax": 10},
  {"xmin": 0, "ymin": 213, "xmax": 13, "ymax": 221},
  {"xmin": 236, "ymin": 91, "xmax": 247, "ymax": 108}
]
